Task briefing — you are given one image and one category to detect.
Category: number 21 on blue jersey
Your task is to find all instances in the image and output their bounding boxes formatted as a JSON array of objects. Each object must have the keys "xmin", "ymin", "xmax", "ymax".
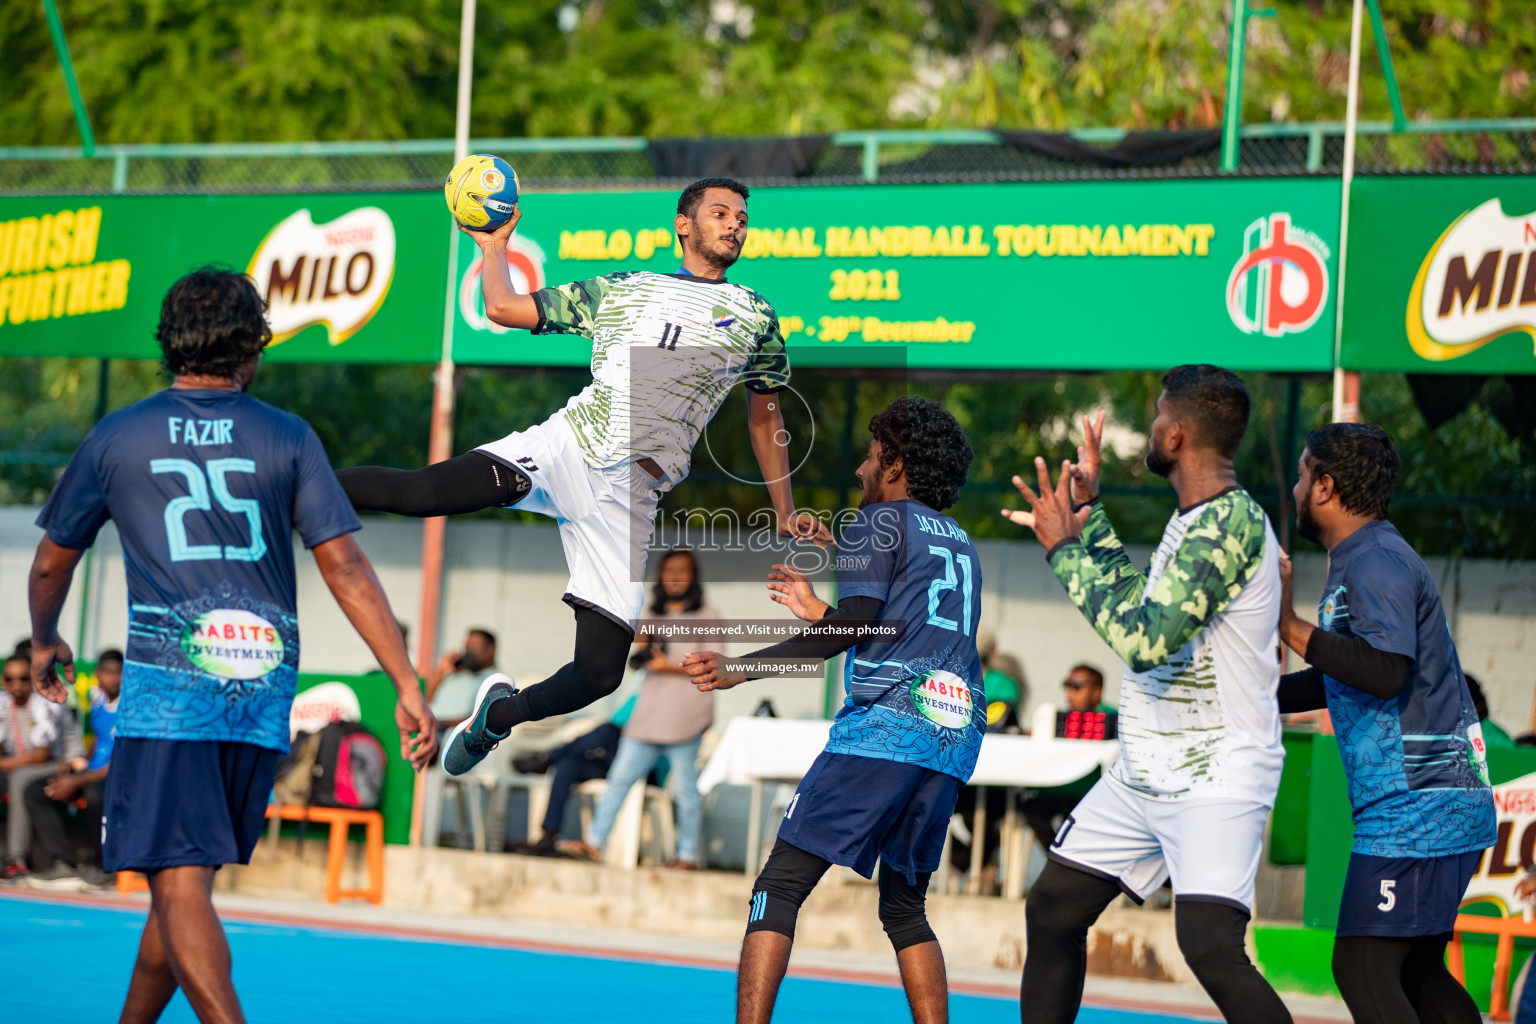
[{"xmin": 927, "ymin": 545, "xmax": 974, "ymax": 635}]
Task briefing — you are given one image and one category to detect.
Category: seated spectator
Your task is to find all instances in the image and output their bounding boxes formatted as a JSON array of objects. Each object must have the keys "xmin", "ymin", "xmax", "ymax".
[
  {"xmin": 1465, "ymin": 673, "xmax": 1515, "ymax": 748},
  {"xmin": 24, "ymin": 649, "xmax": 121, "ymax": 889},
  {"xmin": 427, "ymin": 628, "xmax": 498, "ymax": 728},
  {"xmin": 1062, "ymin": 663, "xmax": 1113, "ymax": 715},
  {"xmin": 512, "ymin": 691, "xmax": 641, "ymax": 855},
  {"xmin": 1, "ymin": 650, "xmax": 85, "ymax": 881},
  {"xmin": 561, "ymin": 550, "xmax": 715, "ymax": 869},
  {"xmin": 1016, "ymin": 664, "xmax": 1114, "ymax": 850}
]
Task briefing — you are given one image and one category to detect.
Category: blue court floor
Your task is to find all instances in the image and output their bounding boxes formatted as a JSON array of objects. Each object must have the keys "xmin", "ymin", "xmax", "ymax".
[{"xmin": 0, "ymin": 891, "xmax": 1203, "ymax": 1023}]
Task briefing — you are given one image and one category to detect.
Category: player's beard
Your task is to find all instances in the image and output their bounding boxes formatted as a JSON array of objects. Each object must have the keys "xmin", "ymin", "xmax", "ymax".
[
  {"xmin": 690, "ymin": 216, "xmax": 741, "ymax": 272},
  {"xmin": 1144, "ymin": 443, "xmax": 1176, "ymax": 478},
  {"xmin": 1296, "ymin": 493, "xmax": 1324, "ymax": 544}
]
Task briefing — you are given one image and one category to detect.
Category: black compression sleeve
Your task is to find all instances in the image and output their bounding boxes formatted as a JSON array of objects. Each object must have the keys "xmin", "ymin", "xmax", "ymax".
[
  {"xmin": 1278, "ymin": 667, "xmax": 1328, "ymax": 713},
  {"xmin": 1305, "ymin": 629, "xmax": 1413, "ymax": 701},
  {"xmin": 740, "ymin": 595, "xmax": 885, "ymax": 671}
]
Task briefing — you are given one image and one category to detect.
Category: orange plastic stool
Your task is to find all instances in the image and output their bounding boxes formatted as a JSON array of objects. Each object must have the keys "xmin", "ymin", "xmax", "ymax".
[
  {"xmin": 115, "ymin": 871, "xmax": 150, "ymax": 894},
  {"xmin": 1448, "ymin": 911, "xmax": 1536, "ymax": 1021},
  {"xmin": 265, "ymin": 804, "xmax": 385, "ymax": 904}
]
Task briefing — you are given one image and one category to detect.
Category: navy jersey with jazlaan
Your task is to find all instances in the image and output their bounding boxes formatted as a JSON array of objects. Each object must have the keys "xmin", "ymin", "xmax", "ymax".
[
  {"xmin": 1319, "ymin": 520, "xmax": 1495, "ymax": 858},
  {"xmin": 36, "ymin": 389, "xmax": 361, "ymax": 754},
  {"xmin": 823, "ymin": 500, "xmax": 985, "ymax": 782}
]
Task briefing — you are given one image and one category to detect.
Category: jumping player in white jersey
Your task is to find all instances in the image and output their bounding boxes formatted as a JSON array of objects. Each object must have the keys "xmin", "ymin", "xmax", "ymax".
[
  {"xmin": 337, "ymin": 178, "xmax": 830, "ymax": 775},
  {"xmin": 1004, "ymin": 365, "xmax": 1292, "ymax": 1024}
]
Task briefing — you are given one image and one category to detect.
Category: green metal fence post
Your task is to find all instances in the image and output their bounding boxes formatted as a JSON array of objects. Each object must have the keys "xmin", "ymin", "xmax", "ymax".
[
  {"xmin": 861, "ymin": 136, "xmax": 880, "ymax": 182},
  {"xmin": 1364, "ymin": 0, "xmax": 1407, "ymax": 131},
  {"xmin": 111, "ymin": 152, "xmax": 128, "ymax": 191},
  {"xmin": 41, "ymin": 0, "xmax": 96, "ymax": 158},
  {"xmin": 1221, "ymin": 0, "xmax": 1249, "ymax": 172}
]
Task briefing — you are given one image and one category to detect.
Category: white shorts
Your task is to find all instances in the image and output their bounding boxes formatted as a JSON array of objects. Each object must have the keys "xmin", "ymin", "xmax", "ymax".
[
  {"xmin": 477, "ymin": 415, "xmax": 660, "ymax": 630},
  {"xmin": 1050, "ymin": 776, "xmax": 1270, "ymax": 913}
]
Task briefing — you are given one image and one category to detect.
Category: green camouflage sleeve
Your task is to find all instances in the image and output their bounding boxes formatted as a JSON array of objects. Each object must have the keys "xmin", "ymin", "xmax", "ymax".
[
  {"xmin": 1049, "ymin": 490, "xmax": 1268, "ymax": 672},
  {"xmin": 531, "ymin": 273, "xmax": 627, "ymax": 338},
  {"xmin": 743, "ymin": 290, "xmax": 790, "ymax": 393},
  {"xmin": 1077, "ymin": 503, "xmax": 1145, "ymax": 593}
]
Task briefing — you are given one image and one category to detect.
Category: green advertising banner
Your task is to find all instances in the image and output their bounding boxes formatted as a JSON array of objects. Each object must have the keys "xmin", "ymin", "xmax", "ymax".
[
  {"xmin": 0, "ymin": 192, "xmax": 449, "ymax": 363},
  {"xmin": 452, "ymin": 178, "xmax": 1341, "ymax": 371},
  {"xmin": 1343, "ymin": 176, "xmax": 1536, "ymax": 374}
]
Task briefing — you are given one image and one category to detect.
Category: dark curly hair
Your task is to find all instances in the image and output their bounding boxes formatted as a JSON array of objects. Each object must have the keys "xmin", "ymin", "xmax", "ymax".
[
  {"xmin": 677, "ymin": 177, "xmax": 749, "ymax": 218},
  {"xmin": 157, "ymin": 266, "xmax": 272, "ymax": 380},
  {"xmin": 868, "ymin": 396, "xmax": 973, "ymax": 511},
  {"xmin": 1304, "ymin": 422, "xmax": 1398, "ymax": 519},
  {"xmin": 1162, "ymin": 364, "xmax": 1250, "ymax": 457}
]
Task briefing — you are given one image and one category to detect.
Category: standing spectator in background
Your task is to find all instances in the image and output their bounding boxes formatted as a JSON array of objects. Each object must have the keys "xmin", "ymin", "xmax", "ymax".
[
  {"xmin": 564, "ymin": 550, "xmax": 716, "ymax": 869},
  {"xmin": 1062, "ymin": 664, "xmax": 1113, "ymax": 715},
  {"xmin": 427, "ymin": 628, "xmax": 499, "ymax": 728},
  {"xmin": 1464, "ymin": 674, "xmax": 1515, "ymax": 749},
  {"xmin": 24, "ymin": 649, "xmax": 122, "ymax": 889},
  {"xmin": 1, "ymin": 650, "xmax": 85, "ymax": 881}
]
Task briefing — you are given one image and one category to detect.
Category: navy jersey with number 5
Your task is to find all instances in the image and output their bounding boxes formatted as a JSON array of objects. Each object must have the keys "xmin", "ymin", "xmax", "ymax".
[
  {"xmin": 823, "ymin": 500, "xmax": 985, "ymax": 782},
  {"xmin": 36, "ymin": 389, "xmax": 361, "ymax": 754},
  {"xmin": 1320, "ymin": 520, "xmax": 1495, "ymax": 858}
]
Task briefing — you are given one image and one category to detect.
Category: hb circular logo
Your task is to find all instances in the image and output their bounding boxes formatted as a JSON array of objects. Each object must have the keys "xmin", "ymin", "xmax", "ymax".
[
  {"xmin": 1226, "ymin": 213, "xmax": 1331, "ymax": 337},
  {"xmin": 480, "ymin": 167, "xmax": 505, "ymax": 192}
]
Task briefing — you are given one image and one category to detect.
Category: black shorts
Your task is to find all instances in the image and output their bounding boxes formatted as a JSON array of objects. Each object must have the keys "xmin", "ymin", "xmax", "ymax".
[
  {"xmin": 1335, "ymin": 849, "xmax": 1482, "ymax": 937},
  {"xmin": 103, "ymin": 737, "xmax": 280, "ymax": 873},
  {"xmin": 777, "ymin": 751, "xmax": 961, "ymax": 885}
]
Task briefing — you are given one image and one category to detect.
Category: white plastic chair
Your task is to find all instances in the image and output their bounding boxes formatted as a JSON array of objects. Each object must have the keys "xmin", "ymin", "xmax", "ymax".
[{"xmin": 576, "ymin": 777, "xmax": 676, "ymax": 869}]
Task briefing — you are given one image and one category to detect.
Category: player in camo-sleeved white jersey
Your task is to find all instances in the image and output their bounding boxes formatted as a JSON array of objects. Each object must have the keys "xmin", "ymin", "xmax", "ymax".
[{"xmin": 338, "ymin": 178, "xmax": 831, "ymax": 776}]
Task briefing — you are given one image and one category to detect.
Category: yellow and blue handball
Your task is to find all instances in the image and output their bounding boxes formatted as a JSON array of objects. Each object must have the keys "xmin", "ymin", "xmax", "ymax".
[{"xmin": 444, "ymin": 153, "xmax": 520, "ymax": 231}]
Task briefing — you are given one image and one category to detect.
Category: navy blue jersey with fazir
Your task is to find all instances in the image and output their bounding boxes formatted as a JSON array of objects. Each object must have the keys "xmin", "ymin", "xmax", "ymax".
[
  {"xmin": 823, "ymin": 500, "xmax": 985, "ymax": 782},
  {"xmin": 1319, "ymin": 520, "xmax": 1495, "ymax": 857},
  {"xmin": 36, "ymin": 389, "xmax": 360, "ymax": 753}
]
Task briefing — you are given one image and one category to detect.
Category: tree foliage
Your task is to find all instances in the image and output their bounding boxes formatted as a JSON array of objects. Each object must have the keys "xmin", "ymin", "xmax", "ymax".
[{"xmin": 2, "ymin": 0, "xmax": 1529, "ymax": 145}]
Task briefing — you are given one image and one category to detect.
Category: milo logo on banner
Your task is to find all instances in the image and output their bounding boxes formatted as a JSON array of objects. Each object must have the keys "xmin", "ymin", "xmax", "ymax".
[
  {"xmin": 911, "ymin": 670, "xmax": 973, "ymax": 730},
  {"xmin": 182, "ymin": 609, "xmax": 285, "ymax": 679},
  {"xmin": 1407, "ymin": 198, "xmax": 1536, "ymax": 361},
  {"xmin": 248, "ymin": 207, "xmax": 396, "ymax": 346}
]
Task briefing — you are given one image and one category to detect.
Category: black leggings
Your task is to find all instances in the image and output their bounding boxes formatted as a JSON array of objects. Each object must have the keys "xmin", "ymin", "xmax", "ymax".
[
  {"xmin": 1332, "ymin": 934, "xmax": 1480, "ymax": 1024},
  {"xmin": 340, "ymin": 451, "xmax": 626, "ymax": 725},
  {"xmin": 1021, "ymin": 859, "xmax": 1292, "ymax": 1024},
  {"xmin": 337, "ymin": 451, "xmax": 529, "ymax": 517},
  {"xmin": 487, "ymin": 606, "xmax": 633, "ymax": 726},
  {"xmin": 748, "ymin": 838, "xmax": 937, "ymax": 952}
]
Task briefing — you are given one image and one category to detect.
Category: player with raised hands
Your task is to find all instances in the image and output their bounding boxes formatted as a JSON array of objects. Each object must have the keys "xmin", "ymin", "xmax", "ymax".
[{"xmin": 1004, "ymin": 364, "xmax": 1292, "ymax": 1024}]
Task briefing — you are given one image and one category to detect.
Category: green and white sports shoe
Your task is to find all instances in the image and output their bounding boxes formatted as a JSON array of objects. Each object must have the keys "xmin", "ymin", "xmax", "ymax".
[{"xmin": 441, "ymin": 672, "xmax": 517, "ymax": 776}]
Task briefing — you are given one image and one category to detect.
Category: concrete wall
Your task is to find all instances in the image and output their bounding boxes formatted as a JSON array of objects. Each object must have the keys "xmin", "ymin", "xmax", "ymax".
[{"xmin": 3, "ymin": 507, "xmax": 1532, "ymax": 733}]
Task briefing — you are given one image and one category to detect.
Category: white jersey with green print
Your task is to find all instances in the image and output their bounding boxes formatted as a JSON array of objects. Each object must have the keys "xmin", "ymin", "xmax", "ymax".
[
  {"xmin": 1048, "ymin": 487, "xmax": 1285, "ymax": 805},
  {"xmin": 529, "ymin": 271, "xmax": 790, "ymax": 485}
]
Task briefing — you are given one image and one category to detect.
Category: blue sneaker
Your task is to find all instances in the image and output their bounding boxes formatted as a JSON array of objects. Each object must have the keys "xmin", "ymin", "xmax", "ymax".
[{"xmin": 441, "ymin": 672, "xmax": 517, "ymax": 776}]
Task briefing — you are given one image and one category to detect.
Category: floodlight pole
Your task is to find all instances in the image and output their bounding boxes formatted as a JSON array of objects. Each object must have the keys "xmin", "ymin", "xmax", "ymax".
[
  {"xmin": 411, "ymin": 0, "xmax": 477, "ymax": 847},
  {"xmin": 1332, "ymin": 0, "xmax": 1365, "ymax": 424},
  {"xmin": 41, "ymin": 0, "xmax": 95, "ymax": 157}
]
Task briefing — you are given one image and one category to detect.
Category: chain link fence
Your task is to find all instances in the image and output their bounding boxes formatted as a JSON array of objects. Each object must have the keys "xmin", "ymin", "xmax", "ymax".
[{"xmin": 0, "ymin": 123, "xmax": 1531, "ymax": 195}]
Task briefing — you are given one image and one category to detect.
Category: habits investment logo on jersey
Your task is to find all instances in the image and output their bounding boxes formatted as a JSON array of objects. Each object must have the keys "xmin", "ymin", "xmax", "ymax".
[
  {"xmin": 460, "ymin": 234, "xmax": 548, "ymax": 334},
  {"xmin": 248, "ymin": 207, "xmax": 398, "ymax": 346},
  {"xmin": 1406, "ymin": 198, "xmax": 1536, "ymax": 362},
  {"xmin": 1225, "ymin": 213, "xmax": 1331, "ymax": 338}
]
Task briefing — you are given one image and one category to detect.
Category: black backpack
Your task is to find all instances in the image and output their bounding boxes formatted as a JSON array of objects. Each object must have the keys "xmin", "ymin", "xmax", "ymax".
[{"xmin": 309, "ymin": 721, "xmax": 386, "ymax": 811}]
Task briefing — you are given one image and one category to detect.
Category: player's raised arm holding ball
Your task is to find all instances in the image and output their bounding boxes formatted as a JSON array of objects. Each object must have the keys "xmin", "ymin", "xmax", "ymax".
[
  {"xmin": 337, "ymin": 167, "xmax": 830, "ymax": 780},
  {"xmin": 1004, "ymin": 365, "xmax": 1293, "ymax": 1024}
]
